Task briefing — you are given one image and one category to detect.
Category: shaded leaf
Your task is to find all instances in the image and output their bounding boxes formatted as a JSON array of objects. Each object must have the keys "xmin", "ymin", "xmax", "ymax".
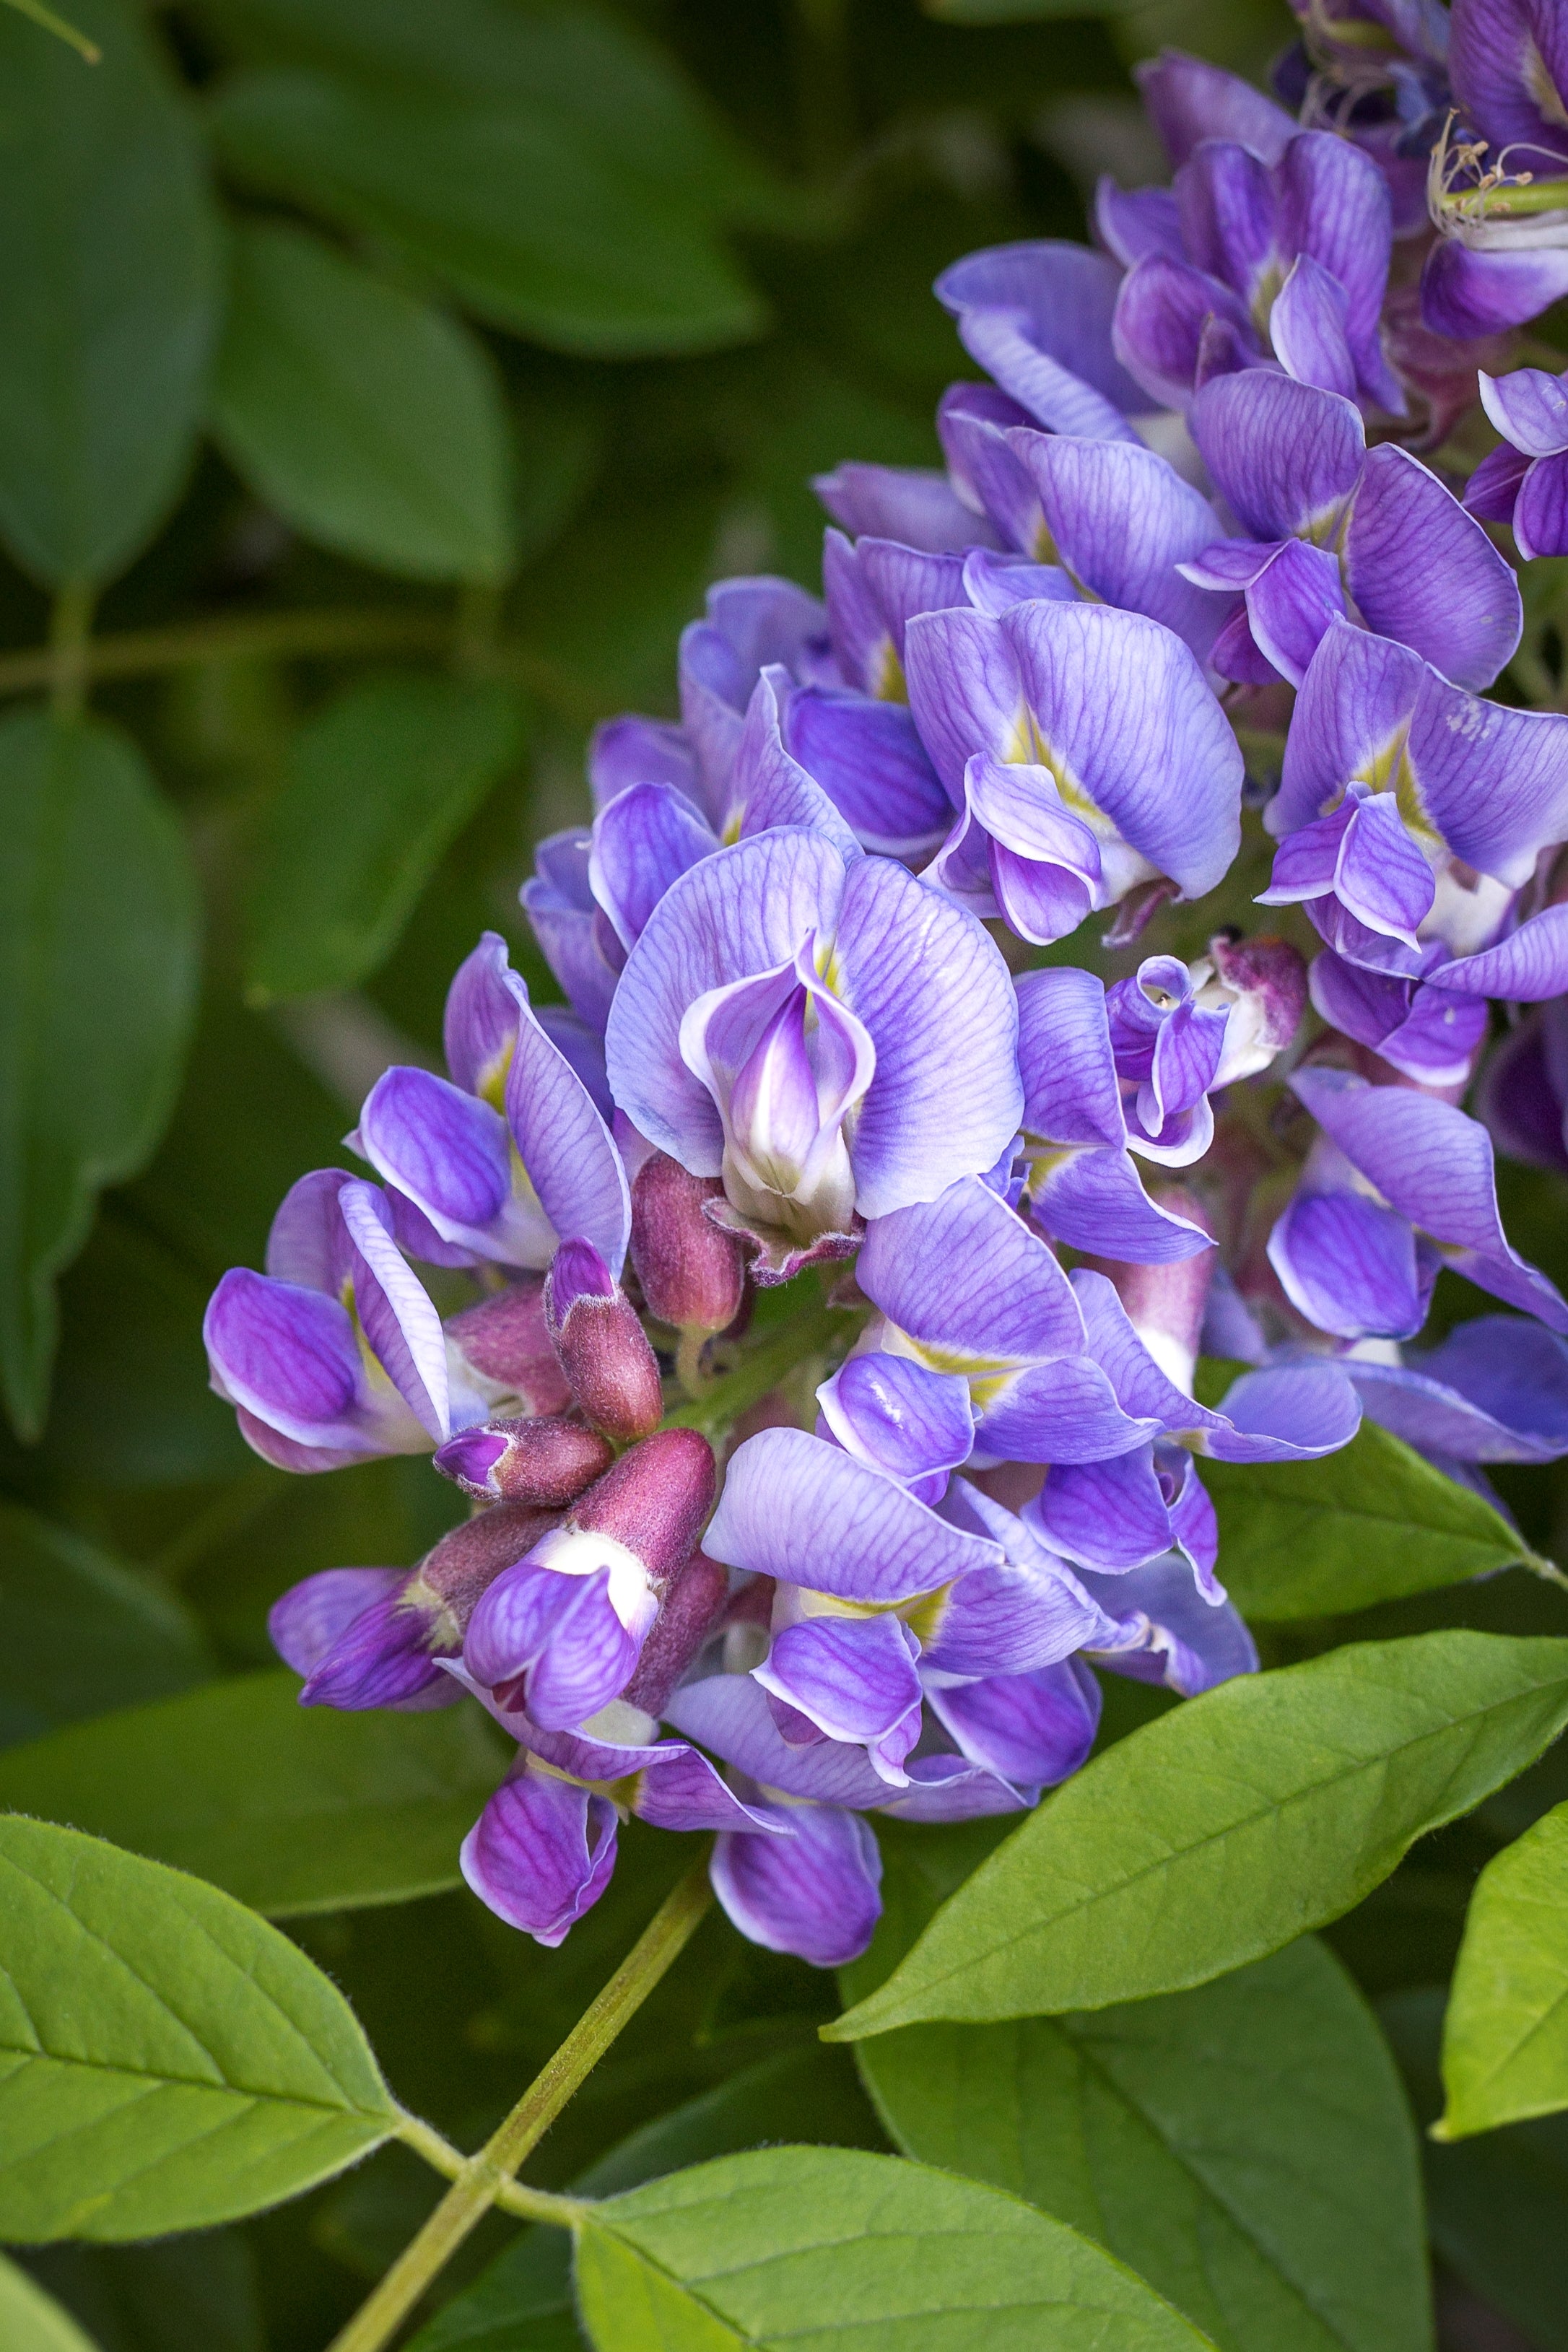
[
  {"xmin": 410, "ymin": 2045, "xmax": 885, "ymax": 2352},
  {"xmin": 1384, "ymin": 1985, "xmax": 1568, "ymax": 2352},
  {"xmin": 0, "ymin": 2253, "xmax": 97, "ymax": 2352},
  {"xmin": 0, "ymin": 1816, "xmax": 398, "ymax": 2241},
  {"xmin": 0, "ymin": 1668, "xmax": 506, "ymax": 1915},
  {"xmin": 212, "ymin": 221, "xmax": 516, "ymax": 585},
  {"xmin": 829, "ymin": 1633, "xmax": 1568, "ymax": 2038},
  {"xmin": 858, "ymin": 1934, "xmax": 1429, "ymax": 2352},
  {"xmin": 0, "ymin": 0, "xmax": 219, "ymax": 584},
  {"xmin": 1440, "ymin": 1801, "xmax": 1568, "ymax": 2137},
  {"xmin": 0, "ymin": 713, "xmax": 200, "ymax": 1439},
  {"xmin": 0, "ymin": 1501, "xmax": 212, "ymax": 1751},
  {"xmin": 1194, "ymin": 1393, "xmax": 1530, "ymax": 1621},
  {"xmin": 245, "ymin": 675, "xmax": 523, "ymax": 1003},
  {"xmin": 18, "ymin": 2229, "xmax": 265, "ymax": 2352},
  {"xmin": 574, "ymin": 2145, "xmax": 1216, "ymax": 2351}
]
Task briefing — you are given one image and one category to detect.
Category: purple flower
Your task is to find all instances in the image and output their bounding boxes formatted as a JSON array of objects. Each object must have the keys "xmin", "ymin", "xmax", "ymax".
[
  {"xmin": 1349, "ymin": 1313, "xmax": 1568, "ymax": 1468},
  {"xmin": 1185, "ymin": 370, "xmax": 1521, "ymax": 690},
  {"xmin": 1310, "ymin": 949, "xmax": 1490, "ymax": 1089},
  {"xmin": 604, "ymin": 828, "xmax": 1022, "ymax": 1281},
  {"xmin": 907, "ymin": 598, "xmax": 1242, "ymax": 944},
  {"xmin": 933, "ymin": 241, "xmax": 1154, "ymax": 445},
  {"xmin": 1421, "ymin": 0, "xmax": 1568, "ymax": 339},
  {"xmin": 351, "ymin": 933, "xmax": 630, "ymax": 1279},
  {"xmin": 1478, "ymin": 997, "xmax": 1568, "ymax": 1172},
  {"xmin": 204, "ymin": 1170, "xmax": 464, "ymax": 1473},
  {"xmin": 1465, "ymin": 366, "xmax": 1568, "ymax": 558},
  {"xmin": 1260, "ymin": 621, "xmax": 1568, "ymax": 973},
  {"xmin": 1102, "ymin": 128, "xmax": 1403, "ymax": 414}
]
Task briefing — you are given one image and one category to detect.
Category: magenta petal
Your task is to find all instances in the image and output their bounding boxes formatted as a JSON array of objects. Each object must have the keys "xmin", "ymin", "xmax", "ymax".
[{"xmin": 710, "ymin": 1805, "xmax": 882, "ymax": 1968}]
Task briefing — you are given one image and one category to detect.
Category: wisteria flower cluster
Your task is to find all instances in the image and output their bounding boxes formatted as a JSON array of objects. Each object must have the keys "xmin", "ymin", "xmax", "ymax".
[{"xmin": 207, "ymin": 7, "xmax": 1568, "ymax": 1970}]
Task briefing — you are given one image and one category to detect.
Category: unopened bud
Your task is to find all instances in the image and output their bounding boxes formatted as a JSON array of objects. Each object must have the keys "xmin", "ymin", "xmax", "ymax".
[
  {"xmin": 630, "ymin": 1153, "xmax": 746, "ymax": 1335},
  {"xmin": 434, "ymin": 1414, "xmax": 614, "ymax": 1506},
  {"xmin": 544, "ymin": 1239, "xmax": 663, "ymax": 1441},
  {"xmin": 566, "ymin": 1425, "xmax": 717, "ymax": 1591},
  {"xmin": 622, "ymin": 1548, "xmax": 729, "ymax": 1715},
  {"xmin": 1086, "ymin": 1188, "xmax": 1216, "ymax": 1395},
  {"xmin": 445, "ymin": 1277, "xmax": 572, "ymax": 1416},
  {"xmin": 403, "ymin": 1499, "xmax": 563, "ymax": 1643}
]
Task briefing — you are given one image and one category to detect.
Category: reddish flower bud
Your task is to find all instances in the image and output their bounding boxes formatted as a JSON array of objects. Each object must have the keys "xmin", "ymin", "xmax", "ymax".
[
  {"xmin": 400, "ymin": 1499, "xmax": 562, "ymax": 1645},
  {"xmin": 630, "ymin": 1152, "xmax": 746, "ymax": 1335},
  {"xmin": 622, "ymin": 1547, "xmax": 729, "ymax": 1715},
  {"xmin": 1086, "ymin": 1186, "xmax": 1216, "ymax": 1393},
  {"xmin": 434, "ymin": 1414, "xmax": 614, "ymax": 1506},
  {"xmin": 567, "ymin": 1424, "xmax": 717, "ymax": 1590},
  {"xmin": 445, "ymin": 1277, "xmax": 572, "ymax": 1416},
  {"xmin": 544, "ymin": 1239, "xmax": 663, "ymax": 1441}
]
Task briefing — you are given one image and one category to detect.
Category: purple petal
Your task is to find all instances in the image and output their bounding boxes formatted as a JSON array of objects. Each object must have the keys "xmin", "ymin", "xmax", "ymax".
[
  {"xmin": 710, "ymin": 1804, "xmax": 883, "ymax": 1969},
  {"xmin": 1095, "ymin": 179, "xmax": 1186, "ymax": 269},
  {"xmin": 1479, "ymin": 366, "xmax": 1568, "ymax": 458},
  {"xmin": 925, "ymin": 1658, "xmax": 1100, "ymax": 1789},
  {"xmin": 1176, "ymin": 139, "xmax": 1279, "ymax": 308},
  {"xmin": 355, "ymin": 1067, "xmax": 521, "ymax": 1258},
  {"xmin": 628, "ymin": 1745, "xmax": 788, "ymax": 1836},
  {"xmin": 1193, "ymin": 369, "xmax": 1364, "ymax": 541},
  {"xmin": 814, "ymin": 461, "xmax": 1000, "ymax": 555},
  {"xmin": 590, "ymin": 784, "xmax": 715, "ymax": 952},
  {"xmin": 705, "ymin": 1426, "xmax": 1005, "ymax": 1603},
  {"xmin": 1421, "ymin": 241, "xmax": 1568, "ymax": 344},
  {"xmin": 1136, "ymin": 51, "xmax": 1295, "ymax": 167},
  {"xmin": 920, "ymin": 1539, "xmax": 1118, "ymax": 1674},
  {"xmin": 1267, "ymin": 1187, "xmax": 1431, "ymax": 1340},
  {"xmin": 1515, "ymin": 448, "xmax": 1568, "ymax": 561},
  {"xmin": 1238, "ymin": 525, "xmax": 1349, "ymax": 689},
  {"xmin": 1310, "ymin": 949, "xmax": 1489, "ymax": 1084},
  {"xmin": 1277, "ymin": 133, "xmax": 1398, "ymax": 405},
  {"xmin": 299, "ymin": 1591, "xmax": 448, "ymax": 1710},
  {"xmin": 269, "ymin": 1568, "xmax": 403, "ymax": 1678},
  {"xmin": 205, "ymin": 1269, "xmax": 369, "ymax": 1455},
  {"xmin": 1078, "ymin": 1554, "xmax": 1258, "ymax": 1695},
  {"xmin": 1464, "ymin": 441, "xmax": 1532, "ymax": 526},
  {"xmin": 755, "ymin": 1616, "xmax": 924, "ymax": 1784},
  {"xmin": 1112, "ymin": 252, "xmax": 1262, "ymax": 411},
  {"xmin": 728, "ymin": 670, "xmax": 863, "ymax": 858},
  {"xmin": 666, "ymin": 1671, "xmax": 892, "ymax": 1807},
  {"xmin": 1344, "ymin": 445, "xmax": 1523, "ymax": 692},
  {"xmin": 785, "ymin": 691, "xmax": 952, "ymax": 857},
  {"xmin": 1427, "ymin": 905, "xmax": 1568, "ymax": 1001},
  {"xmin": 858, "ymin": 1175, "xmax": 1086, "ymax": 1367},
  {"xmin": 1032, "ymin": 1447, "xmax": 1174, "ymax": 1571},
  {"xmin": 960, "ymin": 547, "xmax": 1077, "ymax": 615},
  {"xmin": 520, "ymin": 845, "xmax": 621, "ymax": 1035},
  {"xmin": 1269, "ymin": 617, "xmax": 1424, "ymax": 838},
  {"xmin": 1016, "ymin": 966, "xmax": 1121, "ymax": 1147},
  {"xmin": 817, "ymin": 1352, "xmax": 975, "ymax": 1485},
  {"xmin": 1203, "ymin": 1361, "xmax": 1363, "ymax": 1461},
  {"xmin": 935, "ymin": 241, "xmax": 1146, "ymax": 432},
  {"xmin": 1269, "ymin": 252, "xmax": 1357, "ymax": 400},
  {"xmin": 1029, "ymin": 1142, "xmax": 1214, "ymax": 1263},
  {"xmin": 588, "ymin": 714, "xmax": 700, "ymax": 814},
  {"xmin": 1351, "ymin": 1314, "xmax": 1568, "ymax": 1464},
  {"xmin": 461, "ymin": 1762, "xmax": 619, "ymax": 1946}
]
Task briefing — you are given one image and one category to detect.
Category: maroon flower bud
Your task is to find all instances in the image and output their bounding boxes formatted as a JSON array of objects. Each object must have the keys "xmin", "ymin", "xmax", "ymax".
[
  {"xmin": 630, "ymin": 1152, "xmax": 747, "ymax": 1335},
  {"xmin": 544, "ymin": 1239, "xmax": 663, "ymax": 1442},
  {"xmin": 622, "ymin": 1547, "xmax": 729, "ymax": 1715},
  {"xmin": 400, "ymin": 1499, "xmax": 562, "ymax": 1647},
  {"xmin": 567, "ymin": 1425, "xmax": 717, "ymax": 1593},
  {"xmin": 1086, "ymin": 1186, "xmax": 1216, "ymax": 1393},
  {"xmin": 445, "ymin": 1277, "xmax": 572, "ymax": 1417},
  {"xmin": 434, "ymin": 1414, "xmax": 615, "ymax": 1506}
]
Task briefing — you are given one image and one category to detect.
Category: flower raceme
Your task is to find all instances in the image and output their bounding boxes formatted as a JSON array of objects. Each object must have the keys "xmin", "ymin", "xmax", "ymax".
[{"xmin": 204, "ymin": 23, "xmax": 1568, "ymax": 1971}]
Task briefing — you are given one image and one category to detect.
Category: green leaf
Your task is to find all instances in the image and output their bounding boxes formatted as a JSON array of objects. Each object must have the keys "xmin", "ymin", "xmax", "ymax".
[
  {"xmin": 0, "ymin": 2253, "xmax": 98, "ymax": 2352},
  {"xmin": 1439, "ymin": 1800, "xmax": 1568, "ymax": 2137},
  {"xmin": 829, "ymin": 1632, "xmax": 1568, "ymax": 2039},
  {"xmin": 0, "ymin": 1501, "xmax": 212, "ymax": 1750},
  {"xmin": 19, "ymin": 2230, "xmax": 265, "ymax": 2352},
  {"xmin": 0, "ymin": 0, "xmax": 219, "ymax": 585},
  {"xmin": 1383, "ymin": 1985, "xmax": 1568, "ymax": 2352},
  {"xmin": 410, "ymin": 2045, "xmax": 885, "ymax": 2352},
  {"xmin": 0, "ymin": 1668, "xmax": 506, "ymax": 1915},
  {"xmin": 212, "ymin": 63, "xmax": 767, "ymax": 359},
  {"xmin": 245, "ymin": 674, "xmax": 523, "ymax": 1003},
  {"xmin": 0, "ymin": 1816, "xmax": 398, "ymax": 2240},
  {"xmin": 0, "ymin": 711, "xmax": 200, "ymax": 1439},
  {"xmin": 572, "ymin": 2146, "xmax": 1217, "ymax": 2351},
  {"xmin": 212, "ymin": 221, "xmax": 516, "ymax": 585},
  {"xmin": 857, "ymin": 1939, "xmax": 1429, "ymax": 2352},
  {"xmin": 1195, "ymin": 1403, "xmax": 1530, "ymax": 1621}
]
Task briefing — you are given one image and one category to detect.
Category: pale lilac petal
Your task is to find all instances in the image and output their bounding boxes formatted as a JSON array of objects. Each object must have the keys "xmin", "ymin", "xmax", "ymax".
[
  {"xmin": 629, "ymin": 1746, "xmax": 788, "ymax": 1836},
  {"xmin": 1427, "ymin": 905, "xmax": 1568, "ymax": 1001},
  {"xmin": 710, "ymin": 1804, "xmax": 882, "ymax": 1969},
  {"xmin": 269, "ymin": 1569, "xmax": 402, "ymax": 1678},
  {"xmin": 604, "ymin": 830, "xmax": 849, "ymax": 1179},
  {"xmin": 589, "ymin": 783, "xmax": 715, "ymax": 951},
  {"xmin": 1240, "ymin": 535, "xmax": 1346, "ymax": 687},
  {"xmin": 1203, "ymin": 1362, "xmax": 1363, "ymax": 1460},
  {"xmin": 534, "ymin": 1006, "xmax": 613, "ymax": 1123},
  {"xmin": 1310, "ymin": 949, "xmax": 1489, "ymax": 1084},
  {"xmin": 666, "ymin": 1672, "xmax": 892, "ymax": 1807},
  {"xmin": 728, "ymin": 670, "xmax": 863, "ymax": 858},
  {"xmin": 705, "ymin": 1426, "xmax": 1003, "ymax": 1603},
  {"xmin": 588, "ymin": 714, "xmax": 699, "ymax": 813},
  {"xmin": 817, "ymin": 1352, "xmax": 975, "ymax": 1486},
  {"xmin": 1479, "ymin": 367, "xmax": 1568, "ymax": 458},
  {"xmin": 521, "ymin": 850, "xmax": 621, "ymax": 1035},
  {"xmin": 814, "ymin": 461, "xmax": 1001, "ymax": 554},
  {"xmin": 1176, "ymin": 140, "xmax": 1278, "ymax": 307},
  {"xmin": 938, "ymin": 393, "xmax": 1047, "ymax": 556},
  {"xmin": 754, "ymin": 1616, "xmax": 924, "ymax": 1783},
  {"xmin": 925, "ymin": 1657, "xmax": 1099, "ymax": 1790},
  {"xmin": 1193, "ymin": 369, "xmax": 1364, "ymax": 541},
  {"xmin": 959, "ymin": 547, "xmax": 1076, "ymax": 615},
  {"xmin": 504, "ymin": 980, "xmax": 632, "ymax": 1279},
  {"xmin": 976, "ymin": 1358, "xmax": 1163, "ymax": 1465},
  {"xmin": 834, "ymin": 854, "xmax": 1023, "ymax": 1216},
  {"xmin": 1403, "ymin": 672, "xmax": 1568, "ymax": 884},
  {"xmin": 1345, "ymin": 445, "xmax": 1523, "ymax": 692},
  {"xmin": 1016, "ymin": 966, "xmax": 1122, "ymax": 1147},
  {"xmin": 920, "ymin": 1543, "xmax": 1116, "ymax": 1674},
  {"xmin": 1267, "ymin": 1188, "xmax": 1432, "ymax": 1340},
  {"xmin": 822, "ymin": 528, "xmax": 894, "ymax": 694},
  {"xmin": 1351, "ymin": 1315, "xmax": 1568, "ymax": 1464},
  {"xmin": 336, "ymin": 1180, "xmax": 451, "ymax": 1439},
  {"xmin": 1029, "ymin": 1144, "xmax": 1215, "ymax": 1263},
  {"xmin": 461, "ymin": 1763, "xmax": 619, "ymax": 1946},
  {"xmin": 858, "ymin": 1175, "xmax": 1085, "ymax": 1365}
]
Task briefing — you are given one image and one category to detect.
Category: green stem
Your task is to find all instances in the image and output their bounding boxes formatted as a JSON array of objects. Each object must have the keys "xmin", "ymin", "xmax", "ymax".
[
  {"xmin": 328, "ymin": 1860, "xmax": 713, "ymax": 2352},
  {"xmin": 48, "ymin": 580, "xmax": 95, "ymax": 719},
  {"xmin": 661, "ymin": 1295, "xmax": 860, "ymax": 1439}
]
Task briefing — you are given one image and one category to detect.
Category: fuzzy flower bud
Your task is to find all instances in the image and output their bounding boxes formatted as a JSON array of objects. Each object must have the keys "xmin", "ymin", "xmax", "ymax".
[
  {"xmin": 445, "ymin": 1276, "xmax": 572, "ymax": 1417},
  {"xmin": 433, "ymin": 1414, "xmax": 614, "ymax": 1506},
  {"xmin": 544, "ymin": 1238, "xmax": 664, "ymax": 1441},
  {"xmin": 629, "ymin": 1151, "xmax": 746, "ymax": 1336}
]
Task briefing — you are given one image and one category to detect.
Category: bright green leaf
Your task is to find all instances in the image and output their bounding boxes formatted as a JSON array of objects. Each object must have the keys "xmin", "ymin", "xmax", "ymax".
[
  {"xmin": 212, "ymin": 66, "xmax": 767, "ymax": 359},
  {"xmin": 1383, "ymin": 1985, "xmax": 1568, "ymax": 2352},
  {"xmin": 0, "ymin": 712, "xmax": 200, "ymax": 1439},
  {"xmin": 1194, "ymin": 1394, "xmax": 1530, "ymax": 1621},
  {"xmin": 573, "ymin": 2146, "xmax": 1217, "ymax": 2351},
  {"xmin": 829, "ymin": 1633, "xmax": 1568, "ymax": 2039},
  {"xmin": 858, "ymin": 1938, "xmax": 1429, "ymax": 2352},
  {"xmin": 245, "ymin": 674, "xmax": 523, "ymax": 1003},
  {"xmin": 1439, "ymin": 1801, "xmax": 1568, "ymax": 2137},
  {"xmin": 411, "ymin": 2045, "xmax": 885, "ymax": 2352},
  {"xmin": 0, "ymin": 1502, "xmax": 212, "ymax": 1750},
  {"xmin": 212, "ymin": 221, "xmax": 515, "ymax": 585},
  {"xmin": 0, "ymin": 2253, "xmax": 99, "ymax": 2352},
  {"xmin": 0, "ymin": 1668, "xmax": 506, "ymax": 1915},
  {"xmin": 0, "ymin": 0, "xmax": 219, "ymax": 585},
  {"xmin": 0, "ymin": 1816, "xmax": 398, "ymax": 2240}
]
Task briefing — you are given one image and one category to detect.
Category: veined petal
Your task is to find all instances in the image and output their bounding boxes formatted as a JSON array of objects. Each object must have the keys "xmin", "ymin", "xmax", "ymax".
[
  {"xmin": 817, "ymin": 1351, "xmax": 975, "ymax": 1486},
  {"xmin": 1136, "ymin": 51, "xmax": 1295, "ymax": 167},
  {"xmin": 1112, "ymin": 251, "xmax": 1262, "ymax": 411},
  {"xmin": 666, "ymin": 1671, "xmax": 894, "ymax": 1806},
  {"xmin": 590, "ymin": 784, "xmax": 715, "ymax": 953},
  {"xmin": 815, "ymin": 461, "xmax": 1001, "ymax": 554},
  {"xmin": 1269, "ymin": 251, "xmax": 1356, "ymax": 399},
  {"xmin": 1480, "ymin": 365, "xmax": 1568, "ymax": 458},
  {"xmin": 858, "ymin": 1175, "xmax": 1086, "ymax": 1366},
  {"xmin": 1267, "ymin": 1187, "xmax": 1432, "ymax": 1340},
  {"xmin": 755, "ymin": 1616, "xmax": 924, "ymax": 1785},
  {"xmin": 1515, "ymin": 448, "xmax": 1568, "ymax": 561},
  {"xmin": 1192, "ymin": 368, "xmax": 1364, "ymax": 541},
  {"xmin": 785, "ymin": 691, "xmax": 951, "ymax": 857},
  {"xmin": 461, "ymin": 1763, "xmax": 619, "ymax": 1946},
  {"xmin": 935, "ymin": 241, "xmax": 1146, "ymax": 427},
  {"xmin": 710, "ymin": 1803, "xmax": 882, "ymax": 1968},
  {"xmin": 1351, "ymin": 1315, "xmax": 1568, "ymax": 1464},
  {"xmin": 1270, "ymin": 617, "xmax": 1424, "ymax": 839},
  {"xmin": 337, "ymin": 1179, "xmax": 450, "ymax": 1439},
  {"xmin": 1344, "ymin": 445, "xmax": 1523, "ymax": 693},
  {"xmin": 924, "ymin": 1658, "xmax": 1100, "ymax": 1789}
]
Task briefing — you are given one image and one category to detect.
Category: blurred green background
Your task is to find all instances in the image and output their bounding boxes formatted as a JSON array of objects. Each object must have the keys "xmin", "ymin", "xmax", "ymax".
[{"xmin": 15, "ymin": 4, "xmax": 1567, "ymax": 2348}]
